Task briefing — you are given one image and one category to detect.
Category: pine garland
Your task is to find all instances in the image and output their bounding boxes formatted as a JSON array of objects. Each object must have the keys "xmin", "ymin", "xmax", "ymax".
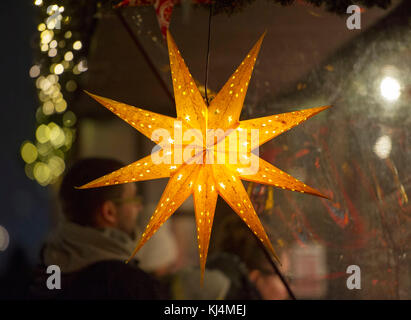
[{"xmin": 200, "ymin": 0, "xmax": 392, "ymax": 15}]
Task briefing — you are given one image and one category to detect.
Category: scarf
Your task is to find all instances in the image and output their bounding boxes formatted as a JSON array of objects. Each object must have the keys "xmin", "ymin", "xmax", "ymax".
[{"xmin": 42, "ymin": 221, "xmax": 137, "ymax": 273}]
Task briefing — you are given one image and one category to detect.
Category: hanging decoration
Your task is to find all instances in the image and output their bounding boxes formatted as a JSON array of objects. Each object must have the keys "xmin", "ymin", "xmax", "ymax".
[{"xmin": 79, "ymin": 30, "xmax": 330, "ymax": 282}]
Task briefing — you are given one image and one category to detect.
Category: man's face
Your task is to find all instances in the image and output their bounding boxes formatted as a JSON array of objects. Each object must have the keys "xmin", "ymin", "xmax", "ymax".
[{"xmin": 114, "ymin": 183, "xmax": 141, "ymax": 239}]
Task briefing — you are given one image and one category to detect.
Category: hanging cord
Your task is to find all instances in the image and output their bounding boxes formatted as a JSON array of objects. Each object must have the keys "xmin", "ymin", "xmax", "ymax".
[
  {"xmin": 256, "ymin": 239, "xmax": 297, "ymax": 300},
  {"xmin": 204, "ymin": 2, "xmax": 213, "ymax": 106}
]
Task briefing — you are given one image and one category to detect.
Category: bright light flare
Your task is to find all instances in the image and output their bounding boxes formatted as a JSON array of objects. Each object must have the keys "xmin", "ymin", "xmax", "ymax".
[{"xmin": 380, "ymin": 77, "xmax": 401, "ymax": 101}]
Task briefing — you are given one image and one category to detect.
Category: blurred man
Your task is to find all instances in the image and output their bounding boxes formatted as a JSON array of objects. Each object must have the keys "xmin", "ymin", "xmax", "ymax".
[{"xmin": 30, "ymin": 158, "xmax": 168, "ymax": 299}]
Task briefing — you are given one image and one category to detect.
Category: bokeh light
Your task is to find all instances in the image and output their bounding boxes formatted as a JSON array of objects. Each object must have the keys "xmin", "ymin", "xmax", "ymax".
[
  {"xmin": 40, "ymin": 30, "xmax": 53, "ymax": 44},
  {"xmin": 36, "ymin": 124, "xmax": 51, "ymax": 143},
  {"xmin": 24, "ymin": 2, "xmax": 85, "ymax": 186},
  {"xmin": 54, "ymin": 63, "xmax": 64, "ymax": 75},
  {"xmin": 37, "ymin": 142, "xmax": 52, "ymax": 156},
  {"xmin": 48, "ymin": 48, "xmax": 57, "ymax": 57},
  {"xmin": 65, "ymin": 80, "xmax": 77, "ymax": 92},
  {"xmin": 373, "ymin": 135, "xmax": 392, "ymax": 159},
  {"xmin": 380, "ymin": 76, "xmax": 401, "ymax": 101},
  {"xmin": 49, "ymin": 122, "xmax": 65, "ymax": 148},
  {"xmin": 78, "ymin": 59, "xmax": 88, "ymax": 72},
  {"xmin": 37, "ymin": 23, "xmax": 46, "ymax": 31},
  {"xmin": 73, "ymin": 40, "xmax": 82, "ymax": 50},
  {"xmin": 64, "ymin": 31, "xmax": 72, "ymax": 39},
  {"xmin": 0, "ymin": 225, "xmax": 10, "ymax": 252},
  {"xmin": 33, "ymin": 162, "xmax": 51, "ymax": 185},
  {"xmin": 21, "ymin": 141, "xmax": 38, "ymax": 164},
  {"xmin": 29, "ymin": 65, "xmax": 41, "ymax": 78},
  {"xmin": 42, "ymin": 101, "xmax": 54, "ymax": 115},
  {"xmin": 25, "ymin": 163, "xmax": 35, "ymax": 180},
  {"xmin": 46, "ymin": 5, "xmax": 59, "ymax": 14},
  {"xmin": 72, "ymin": 65, "xmax": 80, "ymax": 75},
  {"xmin": 64, "ymin": 51, "xmax": 73, "ymax": 61},
  {"xmin": 55, "ymin": 99, "xmax": 67, "ymax": 113},
  {"xmin": 41, "ymin": 44, "xmax": 48, "ymax": 52},
  {"xmin": 63, "ymin": 110, "xmax": 77, "ymax": 127},
  {"xmin": 48, "ymin": 156, "xmax": 65, "ymax": 178}
]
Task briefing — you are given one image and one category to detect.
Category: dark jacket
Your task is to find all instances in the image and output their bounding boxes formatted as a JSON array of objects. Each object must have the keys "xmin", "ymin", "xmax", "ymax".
[{"xmin": 29, "ymin": 259, "xmax": 168, "ymax": 300}]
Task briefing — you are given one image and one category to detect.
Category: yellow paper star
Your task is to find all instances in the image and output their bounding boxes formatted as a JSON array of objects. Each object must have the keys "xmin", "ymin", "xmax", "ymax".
[{"xmin": 79, "ymin": 30, "xmax": 330, "ymax": 282}]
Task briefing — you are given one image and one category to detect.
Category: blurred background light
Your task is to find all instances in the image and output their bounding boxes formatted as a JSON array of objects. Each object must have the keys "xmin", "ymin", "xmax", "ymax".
[
  {"xmin": 63, "ymin": 110, "xmax": 77, "ymax": 127},
  {"xmin": 36, "ymin": 142, "xmax": 52, "ymax": 156},
  {"xmin": 29, "ymin": 65, "xmax": 40, "ymax": 78},
  {"xmin": 24, "ymin": 163, "xmax": 35, "ymax": 180},
  {"xmin": 40, "ymin": 30, "xmax": 53, "ymax": 44},
  {"xmin": 65, "ymin": 80, "xmax": 77, "ymax": 92},
  {"xmin": 373, "ymin": 135, "xmax": 392, "ymax": 159},
  {"xmin": 33, "ymin": 162, "xmax": 51, "ymax": 185},
  {"xmin": 64, "ymin": 51, "xmax": 73, "ymax": 61},
  {"xmin": 23, "ymin": 1, "xmax": 84, "ymax": 186},
  {"xmin": 55, "ymin": 99, "xmax": 67, "ymax": 113},
  {"xmin": 37, "ymin": 23, "xmax": 46, "ymax": 31},
  {"xmin": 72, "ymin": 65, "xmax": 80, "ymax": 75},
  {"xmin": 64, "ymin": 30, "xmax": 72, "ymax": 39},
  {"xmin": 48, "ymin": 122, "xmax": 65, "ymax": 148},
  {"xmin": 0, "ymin": 225, "xmax": 10, "ymax": 252},
  {"xmin": 48, "ymin": 48, "xmax": 57, "ymax": 57},
  {"xmin": 20, "ymin": 141, "xmax": 38, "ymax": 164},
  {"xmin": 47, "ymin": 74, "xmax": 58, "ymax": 84},
  {"xmin": 73, "ymin": 40, "xmax": 82, "ymax": 50},
  {"xmin": 54, "ymin": 63, "xmax": 64, "ymax": 75},
  {"xmin": 49, "ymin": 40, "xmax": 57, "ymax": 48},
  {"xmin": 46, "ymin": 5, "xmax": 59, "ymax": 15},
  {"xmin": 78, "ymin": 59, "xmax": 88, "ymax": 72},
  {"xmin": 35, "ymin": 124, "xmax": 50, "ymax": 143},
  {"xmin": 380, "ymin": 76, "xmax": 401, "ymax": 101},
  {"xmin": 48, "ymin": 155, "xmax": 65, "ymax": 178},
  {"xmin": 42, "ymin": 101, "xmax": 54, "ymax": 115}
]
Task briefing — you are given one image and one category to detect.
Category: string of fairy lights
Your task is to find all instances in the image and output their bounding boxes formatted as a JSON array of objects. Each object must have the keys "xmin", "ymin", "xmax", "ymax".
[{"xmin": 20, "ymin": 0, "xmax": 90, "ymax": 186}]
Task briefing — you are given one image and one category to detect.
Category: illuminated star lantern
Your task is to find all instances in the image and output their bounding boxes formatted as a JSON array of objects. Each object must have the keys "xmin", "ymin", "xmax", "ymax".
[{"xmin": 79, "ymin": 30, "xmax": 330, "ymax": 282}]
